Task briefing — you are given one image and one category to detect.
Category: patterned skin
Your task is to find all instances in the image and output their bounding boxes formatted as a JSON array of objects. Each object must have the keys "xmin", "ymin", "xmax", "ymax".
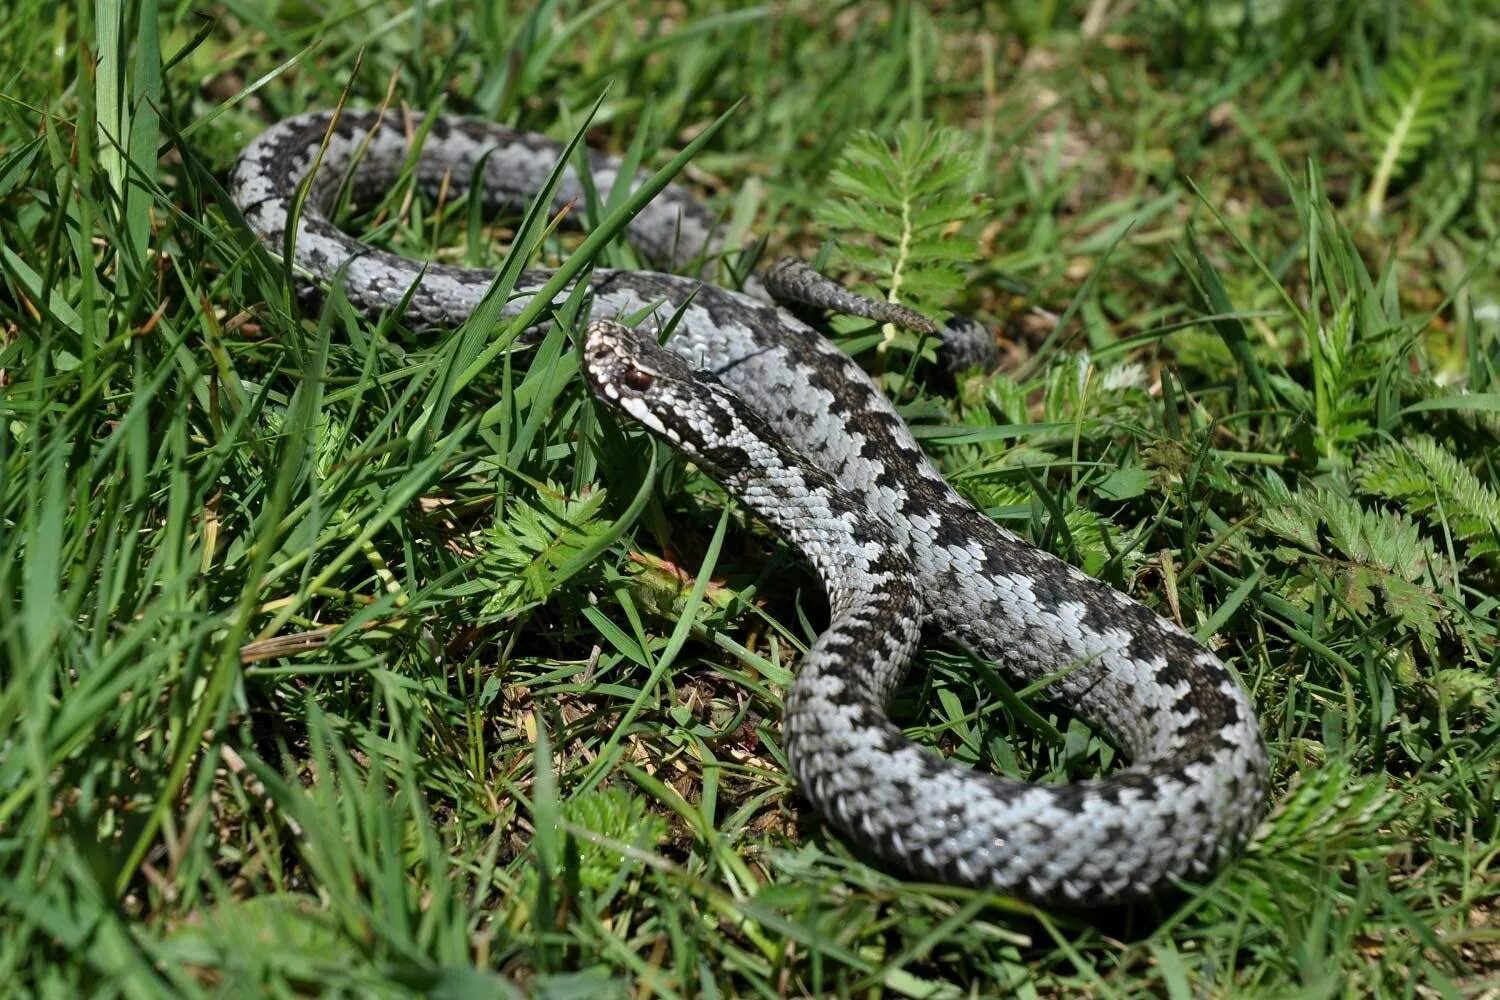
[{"xmin": 232, "ymin": 108, "xmax": 1269, "ymax": 904}]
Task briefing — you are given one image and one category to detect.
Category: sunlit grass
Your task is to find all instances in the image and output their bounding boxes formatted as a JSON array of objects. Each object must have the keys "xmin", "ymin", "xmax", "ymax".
[{"xmin": 1, "ymin": 1, "xmax": 1496, "ymax": 994}]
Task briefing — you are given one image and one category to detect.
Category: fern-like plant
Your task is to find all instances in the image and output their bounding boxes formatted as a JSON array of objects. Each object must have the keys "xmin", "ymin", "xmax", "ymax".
[
  {"xmin": 1257, "ymin": 475, "xmax": 1450, "ymax": 656},
  {"xmin": 1359, "ymin": 435, "xmax": 1500, "ymax": 562},
  {"xmin": 1360, "ymin": 35, "xmax": 1464, "ymax": 221},
  {"xmin": 814, "ymin": 121, "xmax": 979, "ymax": 352},
  {"xmin": 480, "ymin": 482, "xmax": 612, "ymax": 619}
]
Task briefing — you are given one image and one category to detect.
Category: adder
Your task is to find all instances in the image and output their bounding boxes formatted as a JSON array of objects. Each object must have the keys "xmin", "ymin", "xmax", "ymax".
[{"xmin": 230, "ymin": 109, "xmax": 1268, "ymax": 905}]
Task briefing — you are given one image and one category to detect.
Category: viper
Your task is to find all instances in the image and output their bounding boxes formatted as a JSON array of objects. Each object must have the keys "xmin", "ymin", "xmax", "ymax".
[{"xmin": 231, "ymin": 109, "xmax": 1268, "ymax": 905}]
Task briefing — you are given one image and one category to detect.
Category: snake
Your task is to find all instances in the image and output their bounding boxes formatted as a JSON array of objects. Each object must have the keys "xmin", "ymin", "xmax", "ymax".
[{"xmin": 230, "ymin": 109, "xmax": 1269, "ymax": 905}]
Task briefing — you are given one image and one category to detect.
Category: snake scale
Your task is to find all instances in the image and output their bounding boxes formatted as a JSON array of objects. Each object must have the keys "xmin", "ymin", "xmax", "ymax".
[{"xmin": 231, "ymin": 109, "xmax": 1268, "ymax": 905}]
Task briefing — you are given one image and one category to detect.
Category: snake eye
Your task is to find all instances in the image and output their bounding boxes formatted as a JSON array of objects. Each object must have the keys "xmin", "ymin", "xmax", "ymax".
[{"xmin": 622, "ymin": 368, "xmax": 655, "ymax": 391}]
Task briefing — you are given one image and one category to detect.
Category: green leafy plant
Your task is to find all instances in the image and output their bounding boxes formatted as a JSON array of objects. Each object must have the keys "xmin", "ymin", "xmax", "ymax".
[
  {"xmin": 532, "ymin": 788, "xmax": 668, "ymax": 895},
  {"xmin": 1359, "ymin": 35, "xmax": 1465, "ymax": 221},
  {"xmin": 814, "ymin": 121, "xmax": 979, "ymax": 351},
  {"xmin": 1244, "ymin": 758, "xmax": 1404, "ymax": 882},
  {"xmin": 1257, "ymin": 476, "xmax": 1449, "ymax": 656},
  {"xmin": 1360, "ymin": 435, "xmax": 1500, "ymax": 563},
  {"xmin": 480, "ymin": 482, "xmax": 613, "ymax": 619}
]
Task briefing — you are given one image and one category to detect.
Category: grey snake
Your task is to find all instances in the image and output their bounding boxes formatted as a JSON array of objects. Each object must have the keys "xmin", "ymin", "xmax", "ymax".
[{"xmin": 230, "ymin": 109, "xmax": 1268, "ymax": 905}]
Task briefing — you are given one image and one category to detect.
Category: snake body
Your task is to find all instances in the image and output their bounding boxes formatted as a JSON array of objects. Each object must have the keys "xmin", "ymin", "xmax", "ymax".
[{"xmin": 231, "ymin": 110, "xmax": 1268, "ymax": 904}]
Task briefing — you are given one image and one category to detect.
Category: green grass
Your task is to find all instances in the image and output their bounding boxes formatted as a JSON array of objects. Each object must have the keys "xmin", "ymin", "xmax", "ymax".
[{"xmin": 2, "ymin": 1, "xmax": 1497, "ymax": 995}]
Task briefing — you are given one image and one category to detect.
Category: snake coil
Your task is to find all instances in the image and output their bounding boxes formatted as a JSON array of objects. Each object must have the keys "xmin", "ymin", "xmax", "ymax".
[{"xmin": 232, "ymin": 109, "xmax": 1268, "ymax": 904}]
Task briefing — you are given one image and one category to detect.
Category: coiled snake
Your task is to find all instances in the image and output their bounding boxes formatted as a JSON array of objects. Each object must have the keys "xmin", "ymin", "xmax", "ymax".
[{"xmin": 231, "ymin": 109, "xmax": 1268, "ymax": 905}]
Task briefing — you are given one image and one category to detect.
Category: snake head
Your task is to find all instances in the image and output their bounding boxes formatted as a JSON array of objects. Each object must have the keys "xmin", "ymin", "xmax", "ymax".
[{"xmin": 581, "ymin": 319, "xmax": 754, "ymax": 474}]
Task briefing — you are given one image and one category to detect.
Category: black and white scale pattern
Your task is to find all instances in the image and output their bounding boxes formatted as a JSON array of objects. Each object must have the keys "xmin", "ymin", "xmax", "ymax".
[{"xmin": 231, "ymin": 109, "xmax": 1269, "ymax": 905}]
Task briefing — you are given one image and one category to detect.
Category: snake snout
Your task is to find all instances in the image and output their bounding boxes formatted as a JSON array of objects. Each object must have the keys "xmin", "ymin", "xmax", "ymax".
[{"xmin": 580, "ymin": 322, "xmax": 635, "ymax": 395}]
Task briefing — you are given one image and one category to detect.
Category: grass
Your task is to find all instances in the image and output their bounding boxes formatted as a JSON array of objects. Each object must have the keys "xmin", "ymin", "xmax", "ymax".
[{"xmin": 1, "ymin": 0, "xmax": 1497, "ymax": 995}]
